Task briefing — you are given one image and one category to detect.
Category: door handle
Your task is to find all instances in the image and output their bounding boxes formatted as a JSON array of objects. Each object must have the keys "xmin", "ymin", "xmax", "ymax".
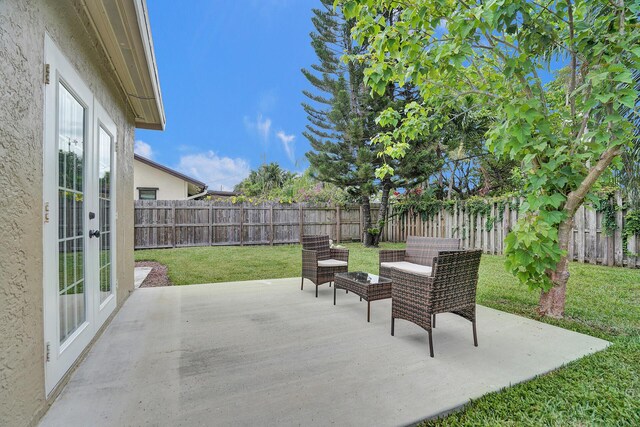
[{"xmin": 89, "ymin": 230, "xmax": 101, "ymax": 239}]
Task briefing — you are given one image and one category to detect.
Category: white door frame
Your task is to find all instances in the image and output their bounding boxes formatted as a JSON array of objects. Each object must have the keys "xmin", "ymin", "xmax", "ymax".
[
  {"xmin": 93, "ymin": 101, "xmax": 118, "ymax": 329},
  {"xmin": 43, "ymin": 33, "xmax": 117, "ymax": 395}
]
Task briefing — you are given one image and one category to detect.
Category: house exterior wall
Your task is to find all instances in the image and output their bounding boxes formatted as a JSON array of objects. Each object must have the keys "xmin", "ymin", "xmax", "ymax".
[
  {"xmin": 0, "ymin": 1, "xmax": 136, "ymax": 425},
  {"xmin": 134, "ymin": 158, "xmax": 190, "ymax": 200}
]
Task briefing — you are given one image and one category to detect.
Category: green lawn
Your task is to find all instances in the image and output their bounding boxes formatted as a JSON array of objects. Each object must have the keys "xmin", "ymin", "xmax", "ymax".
[{"xmin": 136, "ymin": 243, "xmax": 640, "ymax": 425}]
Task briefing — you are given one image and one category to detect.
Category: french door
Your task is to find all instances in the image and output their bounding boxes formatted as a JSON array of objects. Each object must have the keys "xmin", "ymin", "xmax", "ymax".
[{"xmin": 43, "ymin": 35, "xmax": 117, "ymax": 395}]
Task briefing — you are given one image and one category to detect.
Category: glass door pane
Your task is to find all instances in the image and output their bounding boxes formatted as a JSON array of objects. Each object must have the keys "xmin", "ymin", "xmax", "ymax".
[
  {"xmin": 57, "ymin": 83, "xmax": 86, "ymax": 344},
  {"xmin": 98, "ymin": 126, "xmax": 113, "ymax": 303}
]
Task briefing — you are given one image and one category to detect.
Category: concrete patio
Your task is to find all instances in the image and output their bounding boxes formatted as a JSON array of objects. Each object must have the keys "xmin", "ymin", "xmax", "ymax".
[{"xmin": 41, "ymin": 278, "xmax": 609, "ymax": 427}]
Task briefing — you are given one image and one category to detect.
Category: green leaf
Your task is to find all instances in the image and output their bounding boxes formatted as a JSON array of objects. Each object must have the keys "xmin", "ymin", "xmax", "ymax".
[
  {"xmin": 619, "ymin": 94, "xmax": 636, "ymax": 109},
  {"xmin": 613, "ymin": 70, "xmax": 633, "ymax": 84},
  {"xmin": 342, "ymin": 1, "xmax": 357, "ymax": 18}
]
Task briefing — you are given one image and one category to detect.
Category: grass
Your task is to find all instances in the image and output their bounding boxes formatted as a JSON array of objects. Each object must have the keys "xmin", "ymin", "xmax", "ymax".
[
  {"xmin": 136, "ymin": 243, "xmax": 640, "ymax": 426},
  {"xmin": 135, "ymin": 242, "xmax": 406, "ymax": 286}
]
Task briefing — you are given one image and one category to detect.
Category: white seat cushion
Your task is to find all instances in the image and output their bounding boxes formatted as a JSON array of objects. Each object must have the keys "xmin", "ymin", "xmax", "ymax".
[
  {"xmin": 317, "ymin": 259, "xmax": 348, "ymax": 267},
  {"xmin": 380, "ymin": 261, "xmax": 432, "ymax": 277}
]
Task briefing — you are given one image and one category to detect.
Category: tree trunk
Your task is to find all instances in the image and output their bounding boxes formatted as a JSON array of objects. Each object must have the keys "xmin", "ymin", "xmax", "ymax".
[
  {"xmin": 539, "ymin": 218, "xmax": 573, "ymax": 318},
  {"xmin": 361, "ymin": 195, "xmax": 375, "ymax": 247},
  {"xmin": 539, "ymin": 145, "xmax": 621, "ymax": 317},
  {"xmin": 447, "ymin": 162, "xmax": 457, "ymax": 200},
  {"xmin": 371, "ymin": 180, "xmax": 393, "ymax": 246},
  {"xmin": 478, "ymin": 165, "xmax": 492, "ymax": 196}
]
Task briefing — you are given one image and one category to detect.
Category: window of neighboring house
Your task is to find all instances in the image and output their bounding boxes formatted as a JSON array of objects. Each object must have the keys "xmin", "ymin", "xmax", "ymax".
[{"xmin": 138, "ymin": 188, "xmax": 158, "ymax": 200}]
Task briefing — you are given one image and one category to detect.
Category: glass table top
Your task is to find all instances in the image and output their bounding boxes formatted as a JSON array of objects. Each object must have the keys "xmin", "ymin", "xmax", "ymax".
[{"xmin": 337, "ymin": 272, "xmax": 391, "ymax": 285}]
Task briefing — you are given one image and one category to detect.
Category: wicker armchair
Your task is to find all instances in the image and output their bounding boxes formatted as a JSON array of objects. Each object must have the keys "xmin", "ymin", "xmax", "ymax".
[
  {"xmin": 390, "ymin": 249, "xmax": 482, "ymax": 357},
  {"xmin": 301, "ymin": 235, "xmax": 349, "ymax": 297},
  {"xmin": 379, "ymin": 236, "xmax": 461, "ymax": 278}
]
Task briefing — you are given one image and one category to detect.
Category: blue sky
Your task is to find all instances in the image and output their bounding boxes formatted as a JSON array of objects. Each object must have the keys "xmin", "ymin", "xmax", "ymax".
[
  {"xmin": 136, "ymin": 1, "xmax": 565, "ymax": 191},
  {"xmin": 136, "ymin": 0, "xmax": 318, "ymax": 190}
]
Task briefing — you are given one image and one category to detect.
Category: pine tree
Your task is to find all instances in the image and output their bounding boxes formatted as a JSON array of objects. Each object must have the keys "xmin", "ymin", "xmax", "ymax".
[{"xmin": 302, "ymin": 1, "xmax": 414, "ymax": 246}]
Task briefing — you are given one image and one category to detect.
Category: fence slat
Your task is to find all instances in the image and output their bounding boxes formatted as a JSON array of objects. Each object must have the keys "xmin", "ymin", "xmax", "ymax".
[
  {"xmin": 576, "ymin": 205, "xmax": 585, "ymax": 263},
  {"xmin": 615, "ymin": 193, "xmax": 624, "ymax": 266},
  {"xmin": 588, "ymin": 207, "xmax": 597, "ymax": 264}
]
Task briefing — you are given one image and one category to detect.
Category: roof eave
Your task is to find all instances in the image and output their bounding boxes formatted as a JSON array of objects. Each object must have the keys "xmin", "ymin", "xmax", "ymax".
[
  {"xmin": 134, "ymin": 154, "xmax": 207, "ymax": 189},
  {"xmin": 80, "ymin": 0, "xmax": 166, "ymax": 130},
  {"xmin": 132, "ymin": 0, "xmax": 166, "ymax": 130}
]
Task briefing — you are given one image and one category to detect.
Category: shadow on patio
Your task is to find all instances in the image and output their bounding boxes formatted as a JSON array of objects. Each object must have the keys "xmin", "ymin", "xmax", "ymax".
[{"xmin": 41, "ymin": 278, "xmax": 609, "ymax": 427}]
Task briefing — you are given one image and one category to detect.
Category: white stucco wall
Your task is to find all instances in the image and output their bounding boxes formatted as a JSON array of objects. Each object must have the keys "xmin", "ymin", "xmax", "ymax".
[{"xmin": 133, "ymin": 158, "xmax": 190, "ymax": 200}]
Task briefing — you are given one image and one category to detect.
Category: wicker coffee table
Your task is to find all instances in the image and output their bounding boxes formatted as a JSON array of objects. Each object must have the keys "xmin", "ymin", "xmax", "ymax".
[{"xmin": 333, "ymin": 272, "xmax": 392, "ymax": 322}]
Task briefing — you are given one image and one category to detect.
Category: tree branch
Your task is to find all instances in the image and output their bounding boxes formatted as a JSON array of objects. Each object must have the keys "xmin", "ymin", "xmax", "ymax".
[{"xmin": 565, "ymin": 145, "xmax": 622, "ymax": 215}]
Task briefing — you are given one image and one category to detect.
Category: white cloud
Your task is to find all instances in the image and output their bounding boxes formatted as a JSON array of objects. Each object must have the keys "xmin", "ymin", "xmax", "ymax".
[
  {"xmin": 276, "ymin": 131, "xmax": 296, "ymax": 163},
  {"xmin": 256, "ymin": 114, "xmax": 272, "ymax": 141},
  {"xmin": 134, "ymin": 140, "xmax": 153, "ymax": 159},
  {"xmin": 244, "ymin": 114, "xmax": 272, "ymax": 142},
  {"xmin": 177, "ymin": 151, "xmax": 251, "ymax": 191}
]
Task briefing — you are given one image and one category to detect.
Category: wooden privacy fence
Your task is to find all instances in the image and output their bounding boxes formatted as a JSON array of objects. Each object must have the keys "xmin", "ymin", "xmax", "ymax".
[
  {"xmin": 386, "ymin": 195, "xmax": 640, "ymax": 268},
  {"xmin": 134, "ymin": 200, "xmax": 368, "ymax": 249},
  {"xmin": 134, "ymin": 198, "xmax": 639, "ymax": 268}
]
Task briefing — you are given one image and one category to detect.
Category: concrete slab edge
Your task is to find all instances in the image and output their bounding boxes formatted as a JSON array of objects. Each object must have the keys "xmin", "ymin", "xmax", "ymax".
[{"xmin": 404, "ymin": 340, "xmax": 611, "ymax": 427}]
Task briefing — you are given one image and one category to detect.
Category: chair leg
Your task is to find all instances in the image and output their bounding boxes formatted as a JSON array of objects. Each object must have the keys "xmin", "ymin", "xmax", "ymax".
[
  {"xmin": 301, "ymin": 277, "xmax": 304, "ymax": 290},
  {"xmin": 329, "ymin": 281, "xmax": 332, "ymax": 287},
  {"xmin": 428, "ymin": 330, "xmax": 434, "ymax": 358},
  {"xmin": 472, "ymin": 320, "xmax": 478, "ymax": 347},
  {"xmin": 315, "ymin": 285, "xmax": 318, "ymax": 298},
  {"xmin": 432, "ymin": 313, "xmax": 436, "ymax": 328},
  {"xmin": 391, "ymin": 317, "xmax": 395, "ymax": 336}
]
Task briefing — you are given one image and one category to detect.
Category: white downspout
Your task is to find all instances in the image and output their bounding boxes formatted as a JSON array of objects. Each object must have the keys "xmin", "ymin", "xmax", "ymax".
[{"xmin": 187, "ymin": 188, "xmax": 208, "ymax": 200}]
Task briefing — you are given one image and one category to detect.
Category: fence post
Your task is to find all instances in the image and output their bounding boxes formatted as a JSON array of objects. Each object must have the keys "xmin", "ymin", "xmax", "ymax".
[
  {"xmin": 588, "ymin": 207, "xmax": 597, "ymax": 264},
  {"xmin": 606, "ymin": 197, "xmax": 615, "ymax": 266},
  {"xmin": 209, "ymin": 204, "xmax": 213, "ymax": 246},
  {"xmin": 490, "ymin": 203, "xmax": 496, "ymax": 254},
  {"xmin": 299, "ymin": 204, "xmax": 304, "ymax": 243},
  {"xmin": 476, "ymin": 213, "xmax": 482, "ymax": 250},
  {"xmin": 576, "ymin": 205, "xmax": 585, "ymax": 263},
  {"xmin": 615, "ymin": 193, "xmax": 624, "ymax": 266},
  {"xmin": 453, "ymin": 202, "xmax": 458, "ymax": 240},
  {"xmin": 628, "ymin": 234, "xmax": 637, "ymax": 269},
  {"xmin": 389, "ymin": 204, "xmax": 393, "ymax": 242},
  {"xmin": 502, "ymin": 202, "xmax": 510, "ymax": 254},
  {"xmin": 171, "ymin": 203, "xmax": 176, "ymax": 248},
  {"xmin": 336, "ymin": 205, "xmax": 341, "ymax": 244},
  {"xmin": 269, "ymin": 204, "xmax": 274, "ymax": 246},
  {"xmin": 239, "ymin": 204, "xmax": 244, "ymax": 246},
  {"xmin": 359, "ymin": 205, "xmax": 364, "ymax": 242}
]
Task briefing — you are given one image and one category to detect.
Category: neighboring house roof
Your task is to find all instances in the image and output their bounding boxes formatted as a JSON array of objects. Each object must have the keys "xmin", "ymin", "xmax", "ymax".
[
  {"xmin": 80, "ymin": 0, "xmax": 165, "ymax": 130},
  {"xmin": 134, "ymin": 154, "xmax": 207, "ymax": 189},
  {"xmin": 207, "ymin": 190, "xmax": 240, "ymax": 197}
]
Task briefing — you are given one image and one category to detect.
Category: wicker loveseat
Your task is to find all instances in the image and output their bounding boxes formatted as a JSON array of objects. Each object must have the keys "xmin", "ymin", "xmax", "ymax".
[
  {"xmin": 301, "ymin": 235, "xmax": 349, "ymax": 297},
  {"xmin": 390, "ymin": 249, "xmax": 483, "ymax": 357},
  {"xmin": 379, "ymin": 236, "xmax": 461, "ymax": 279}
]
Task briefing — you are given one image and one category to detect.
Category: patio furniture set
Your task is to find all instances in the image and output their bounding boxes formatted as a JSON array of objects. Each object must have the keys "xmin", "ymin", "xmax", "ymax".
[{"xmin": 300, "ymin": 235, "xmax": 482, "ymax": 357}]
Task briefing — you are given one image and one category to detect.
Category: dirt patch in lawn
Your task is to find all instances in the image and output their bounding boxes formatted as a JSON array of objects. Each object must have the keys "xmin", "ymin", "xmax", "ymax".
[{"xmin": 135, "ymin": 261, "xmax": 172, "ymax": 287}]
